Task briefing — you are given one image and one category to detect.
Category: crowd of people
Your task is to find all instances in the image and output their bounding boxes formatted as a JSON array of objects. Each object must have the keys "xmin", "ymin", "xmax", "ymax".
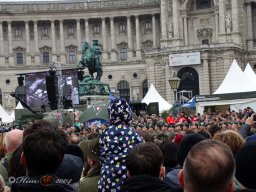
[{"xmin": 0, "ymin": 98, "xmax": 255, "ymax": 192}]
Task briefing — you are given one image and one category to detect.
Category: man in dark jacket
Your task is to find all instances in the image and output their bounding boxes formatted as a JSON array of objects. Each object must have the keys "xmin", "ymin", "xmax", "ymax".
[
  {"xmin": 121, "ymin": 142, "xmax": 172, "ymax": 192},
  {"xmin": 11, "ymin": 120, "xmax": 75, "ymax": 192}
]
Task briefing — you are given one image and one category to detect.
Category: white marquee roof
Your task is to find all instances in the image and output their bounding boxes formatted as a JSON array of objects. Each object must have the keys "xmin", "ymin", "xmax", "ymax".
[
  {"xmin": 142, "ymin": 84, "xmax": 172, "ymax": 112},
  {"xmin": 214, "ymin": 60, "xmax": 256, "ymax": 94},
  {"xmin": 244, "ymin": 63, "xmax": 256, "ymax": 87},
  {"xmin": 0, "ymin": 104, "xmax": 13, "ymax": 123}
]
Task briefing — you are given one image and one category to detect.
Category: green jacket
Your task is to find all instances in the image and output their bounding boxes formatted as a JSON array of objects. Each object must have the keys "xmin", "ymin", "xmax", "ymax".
[
  {"xmin": 79, "ymin": 165, "xmax": 100, "ymax": 192},
  {"xmin": 0, "ymin": 152, "xmax": 13, "ymax": 185}
]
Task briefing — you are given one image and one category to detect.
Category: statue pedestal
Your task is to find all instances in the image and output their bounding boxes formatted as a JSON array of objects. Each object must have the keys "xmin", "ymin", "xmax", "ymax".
[{"xmin": 80, "ymin": 95, "xmax": 109, "ymax": 108}]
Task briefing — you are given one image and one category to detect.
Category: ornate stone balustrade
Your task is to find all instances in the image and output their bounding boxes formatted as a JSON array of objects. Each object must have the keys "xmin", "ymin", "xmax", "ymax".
[{"xmin": 0, "ymin": 0, "xmax": 160, "ymax": 13}]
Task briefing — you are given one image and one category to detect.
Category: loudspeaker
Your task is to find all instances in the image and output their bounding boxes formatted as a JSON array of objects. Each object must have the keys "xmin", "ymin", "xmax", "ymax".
[
  {"xmin": 77, "ymin": 70, "xmax": 84, "ymax": 81},
  {"xmin": 46, "ymin": 76, "xmax": 57, "ymax": 110},
  {"xmin": 130, "ymin": 103, "xmax": 147, "ymax": 116},
  {"xmin": 18, "ymin": 77, "xmax": 24, "ymax": 86},
  {"xmin": 147, "ymin": 102, "xmax": 159, "ymax": 116}
]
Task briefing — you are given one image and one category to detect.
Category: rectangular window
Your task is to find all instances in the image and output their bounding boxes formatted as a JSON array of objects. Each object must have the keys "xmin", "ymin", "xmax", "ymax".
[
  {"xmin": 43, "ymin": 52, "xmax": 50, "ymax": 64},
  {"xmin": 42, "ymin": 27, "xmax": 48, "ymax": 36},
  {"xmin": 202, "ymin": 39, "xmax": 209, "ymax": 45},
  {"xmin": 5, "ymin": 57, "xmax": 8, "ymax": 63},
  {"xmin": 120, "ymin": 48, "xmax": 127, "ymax": 61},
  {"xmin": 15, "ymin": 28, "xmax": 22, "ymax": 38},
  {"xmin": 16, "ymin": 53, "xmax": 23, "ymax": 65},
  {"xmin": 69, "ymin": 51, "xmax": 76, "ymax": 63},
  {"xmin": 145, "ymin": 20, "xmax": 152, "ymax": 32},
  {"xmin": 93, "ymin": 24, "xmax": 100, "ymax": 36},
  {"xmin": 119, "ymin": 23, "xmax": 126, "ymax": 34},
  {"xmin": 68, "ymin": 26, "xmax": 74, "ymax": 35}
]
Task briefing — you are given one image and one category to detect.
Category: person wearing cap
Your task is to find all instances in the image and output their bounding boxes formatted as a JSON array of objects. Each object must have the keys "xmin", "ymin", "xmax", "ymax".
[
  {"xmin": 98, "ymin": 98, "xmax": 143, "ymax": 192},
  {"xmin": 79, "ymin": 137, "xmax": 100, "ymax": 192}
]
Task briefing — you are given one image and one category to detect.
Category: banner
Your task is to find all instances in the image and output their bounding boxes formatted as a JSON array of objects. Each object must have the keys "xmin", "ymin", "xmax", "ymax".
[{"xmin": 169, "ymin": 52, "xmax": 201, "ymax": 66}]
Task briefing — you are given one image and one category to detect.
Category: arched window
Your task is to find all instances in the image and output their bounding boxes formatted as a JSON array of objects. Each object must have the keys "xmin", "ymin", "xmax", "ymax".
[
  {"xmin": 117, "ymin": 81, "xmax": 130, "ymax": 102},
  {"xmin": 142, "ymin": 80, "xmax": 148, "ymax": 97},
  {"xmin": 177, "ymin": 67, "xmax": 199, "ymax": 96}
]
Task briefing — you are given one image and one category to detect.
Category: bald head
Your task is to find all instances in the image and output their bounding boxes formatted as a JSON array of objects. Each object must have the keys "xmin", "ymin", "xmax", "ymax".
[
  {"xmin": 4, "ymin": 129, "xmax": 23, "ymax": 153},
  {"xmin": 180, "ymin": 140, "xmax": 235, "ymax": 192}
]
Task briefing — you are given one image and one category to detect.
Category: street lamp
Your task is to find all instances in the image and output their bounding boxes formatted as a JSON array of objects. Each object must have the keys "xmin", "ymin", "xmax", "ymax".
[{"xmin": 168, "ymin": 72, "xmax": 181, "ymax": 103}]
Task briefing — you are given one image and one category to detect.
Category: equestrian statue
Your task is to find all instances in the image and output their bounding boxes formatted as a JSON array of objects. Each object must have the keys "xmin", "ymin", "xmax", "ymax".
[{"xmin": 79, "ymin": 40, "xmax": 103, "ymax": 81}]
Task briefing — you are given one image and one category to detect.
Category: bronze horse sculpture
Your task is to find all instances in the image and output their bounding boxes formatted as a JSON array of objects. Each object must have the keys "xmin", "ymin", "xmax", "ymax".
[{"xmin": 79, "ymin": 40, "xmax": 103, "ymax": 81}]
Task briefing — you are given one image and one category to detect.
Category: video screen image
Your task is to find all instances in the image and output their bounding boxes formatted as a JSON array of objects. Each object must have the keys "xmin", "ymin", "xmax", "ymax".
[{"xmin": 25, "ymin": 69, "xmax": 79, "ymax": 108}]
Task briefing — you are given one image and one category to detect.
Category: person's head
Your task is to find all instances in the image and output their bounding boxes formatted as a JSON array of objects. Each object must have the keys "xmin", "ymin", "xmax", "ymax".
[
  {"xmin": 8, "ymin": 145, "xmax": 26, "ymax": 178},
  {"xmin": 178, "ymin": 133, "xmax": 205, "ymax": 167},
  {"xmin": 213, "ymin": 130, "xmax": 244, "ymax": 157},
  {"xmin": 159, "ymin": 141, "xmax": 178, "ymax": 168},
  {"xmin": 179, "ymin": 140, "xmax": 235, "ymax": 192},
  {"xmin": 126, "ymin": 142, "xmax": 164, "ymax": 178},
  {"xmin": 4, "ymin": 129, "xmax": 23, "ymax": 153},
  {"xmin": 108, "ymin": 98, "xmax": 132, "ymax": 126},
  {"xmin": 21, "ymin": 120, "xmax": 68, "ymax": 177},
  {"xmin": 208, "ymin": 124, "xmax": 221, "ymax": 138},
  {"xmin": 235, "ymin": 141, "xmax": 256, "ymax": 189}
]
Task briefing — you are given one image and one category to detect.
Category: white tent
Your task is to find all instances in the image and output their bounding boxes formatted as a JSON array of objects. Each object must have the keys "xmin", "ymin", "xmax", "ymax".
[
  {"xmin": 214, "ymin": 60, "xmax": 256, "ymax": 94},
  {"xmin": 10, "ymin": 111, "xmax": 15, "ymax": 121},
  {"xmin": 0, "ymin": 104, "xmax": 13, "ymax": 123},
  {"xmin": 142, "ymin": 84, "xmax": 172, "ymax": 112},
  {"xmin": 244, "ymin": 63, "xmax": 256, "ymax": 87},
  {"xmin": 15, "ymin": 102, "xmax": 24, "ymax": 109}
]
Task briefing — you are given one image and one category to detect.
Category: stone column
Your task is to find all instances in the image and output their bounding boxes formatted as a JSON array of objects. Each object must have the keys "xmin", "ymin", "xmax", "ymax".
[
  {"xmin": 247, "ymin": 3, "xmax": 253, "ymax": 49},
  {"xmin": 77, "ymin": 19, "xmax": 81, "ymax": 52},
  {"xmin": 25, "ymin": 21, "xmax": 31, "ymax": 65},
  {"xmin": 25, "ymin": 21, "xmax": 30, "ymax": 54},
  {"xmin": 0, "ymin": 22, "xmax": 3, "ymax": 55},
  {"xmin": 160, "ymin": 0, "xmax": 167, "ymax": 40},
  {"xmin": 152, "ymin": 14, "xmax": 157, "ymax": 48},
  {"xmin": 8, "ymin": 21, "xmax": 12, "ymax": 54},
  {"xmin": 202, "ymin": 53, "xmax": 210, "ymax": 95},
  {"xmin": 51, "ymin": 20, "xmax": 57, "ymax": 62},
  {"xmin": 33, "ymin": 20, "xmax": 39, "ymax": 53},
  {"xmin": 101, "ymin": 17, "xmax": 108, "ymax": 60},
  {"xmin": 215, "ymin": 13, "xmax": 219, "ymax": 42},
  {"xmin": 218, "ymin": 0, "xmax": 226, "ymax": 42},
  {"xmin": 85, "ymin": 19, "xmax": 90, "ymax": 43},
  {"xmin": 0, "ymin": 22, "xmax": 4, "ymax": 66},
  {"xmin": 110, "ymin": 17, "xmax": 117, "ymax": 61},
  {"xmin": 183, "ymin": 16, "xmax": 188, "ymax": 45},
  {"xmin": 33, "ymin": 20, "xmax": 40, "ymax": 65},
  {"xmin": 59, "ymin": 20, "xmax": 64, "ymax": 52},
  {"xmin": 231, "ymin": 0, "xmax": 241, "ymax": 44},
  {"xmin": 127, "ymin": 16, "xmax": 133, "ymax": 60},
  {"xmin": 135, "ymin": 15, "xmax": 141, "ymax": 59},
  {"xmin": 231, "ymin": 0, "xmax": 239, "ymax": 32},
  {"xmin": 59, "ymin": 20, "xmax": 66, "ymax": 64},
  {"xmin": 173, "ymin": 0, "xmax": 179, "ymax": 38},
  {"xmin": 7, "ymin": 21, "xmax": 14, "ymax": 66}
]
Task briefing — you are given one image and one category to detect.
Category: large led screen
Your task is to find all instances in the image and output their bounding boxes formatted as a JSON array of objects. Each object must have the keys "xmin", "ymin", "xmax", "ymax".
[{"xmin": 25, "ymin": 69, "xmax": 79, "ymax": 108}]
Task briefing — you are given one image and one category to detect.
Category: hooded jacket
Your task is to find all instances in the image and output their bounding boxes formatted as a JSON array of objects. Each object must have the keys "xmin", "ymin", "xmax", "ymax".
[{"xmin": 121, "ymin": 175, "xmax": 172, "ymax": 192}]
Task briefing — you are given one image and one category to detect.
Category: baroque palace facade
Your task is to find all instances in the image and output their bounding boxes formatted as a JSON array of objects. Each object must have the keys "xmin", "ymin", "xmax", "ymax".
[{"xmin": 0, "ymin": 0, "xmax": 255, "ymax": 111}]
